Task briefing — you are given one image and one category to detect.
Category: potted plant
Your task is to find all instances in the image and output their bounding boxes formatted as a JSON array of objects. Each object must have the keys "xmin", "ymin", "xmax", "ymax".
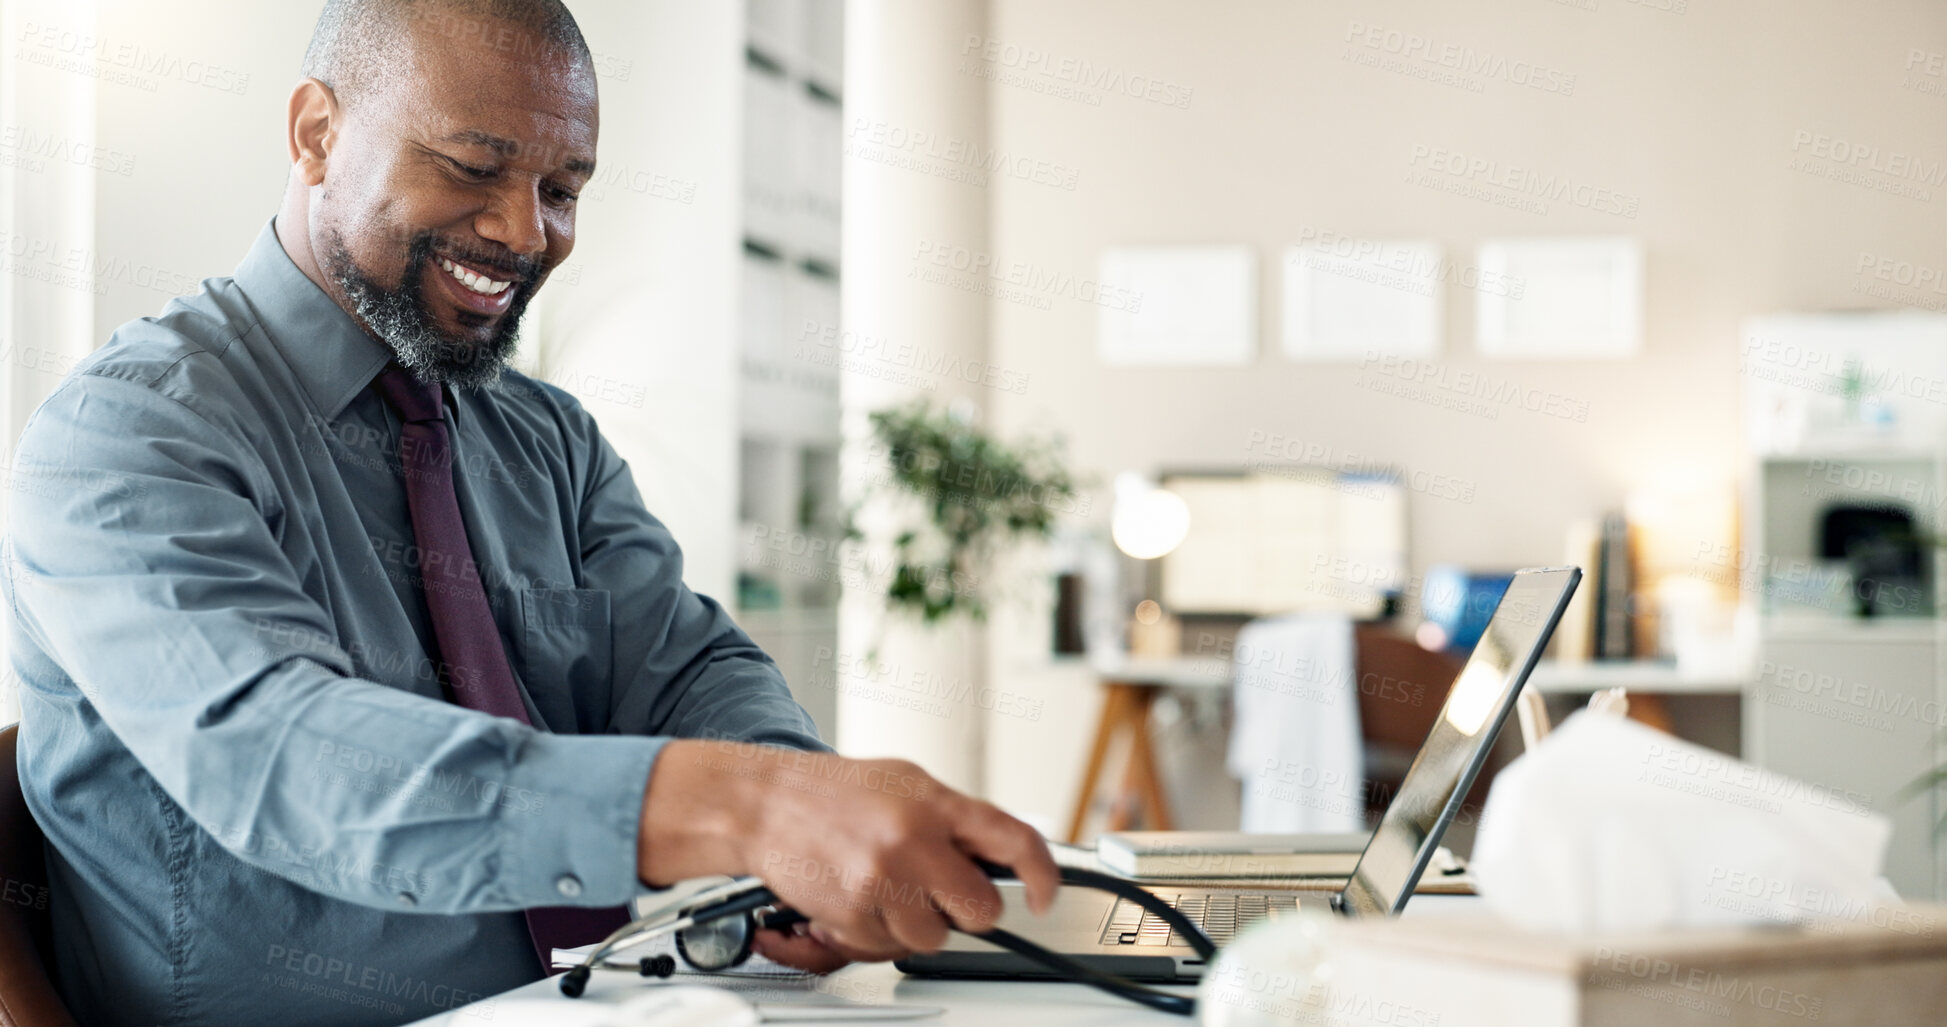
[{"xmin": 851, "ymin": 400, "xmax": 1079, "ymax": 625}]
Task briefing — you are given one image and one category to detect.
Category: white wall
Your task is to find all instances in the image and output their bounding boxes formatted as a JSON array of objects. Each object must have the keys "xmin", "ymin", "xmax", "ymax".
[
  {"xmin": 86, "ymin": 0, "xmax": 306, "ymax": 345},
  {"xmin": 2, "ymin": 0, "xmax": 104, "ymax": 442},
  {"xmin": 2, "ymin": 0, "xmax": 122, "ymax": 723},
  {"xmin": 975, "ymin": 0, "xmax": 1947, "ymax": 826}
]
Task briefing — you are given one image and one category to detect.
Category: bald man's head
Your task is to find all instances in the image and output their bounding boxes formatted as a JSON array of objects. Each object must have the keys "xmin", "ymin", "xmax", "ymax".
[
  {"xmin": 302, "ymin": 0, "xmax": 593, "ymax": 112},
  {"xmin": 281, "ymin": 0, "xmax": 599, "ymax": 388},
  {"xmin": 282, "ymin": 0, "xmax": 595, "ymax": 389}
]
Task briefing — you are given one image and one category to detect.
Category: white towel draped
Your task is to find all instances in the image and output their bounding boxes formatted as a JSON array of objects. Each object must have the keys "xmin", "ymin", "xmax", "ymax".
[{"xmin": 1226, "ymin": 614, "xmax": 1366, "ymax": 833}]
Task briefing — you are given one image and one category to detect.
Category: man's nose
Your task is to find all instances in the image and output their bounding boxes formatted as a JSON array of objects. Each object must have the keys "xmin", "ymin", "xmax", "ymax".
[{"xmin": 476, "ymin": 182, "xmax": 547, "ymax": 259}]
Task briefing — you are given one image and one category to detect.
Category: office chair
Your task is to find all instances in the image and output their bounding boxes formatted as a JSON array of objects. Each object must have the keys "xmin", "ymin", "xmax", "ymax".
[
  {"xmin": 1352, "ymin": 625, "xmax": 1468, "ymax": 813},
  {"xmin": 0, "ymin": 724, "xmax": 77, "ymax": 1027}
]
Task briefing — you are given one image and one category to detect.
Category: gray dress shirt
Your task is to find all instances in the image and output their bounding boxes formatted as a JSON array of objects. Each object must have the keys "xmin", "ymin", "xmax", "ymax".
[{"xmin": 3, "ymin": 221, "xmax": 823, "ymax": 1027}]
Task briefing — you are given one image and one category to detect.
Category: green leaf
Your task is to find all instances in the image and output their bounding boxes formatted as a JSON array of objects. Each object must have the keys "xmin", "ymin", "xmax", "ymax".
[{"xmin": 859, "ymin": 399, "xmax": 1080, "ymax": 626}]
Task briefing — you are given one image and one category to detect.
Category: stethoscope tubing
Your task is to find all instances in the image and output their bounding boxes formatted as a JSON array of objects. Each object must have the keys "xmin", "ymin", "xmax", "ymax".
[{"xmin": 561, "ymin": 861, "xmax": 1217, "ymax": 1016}]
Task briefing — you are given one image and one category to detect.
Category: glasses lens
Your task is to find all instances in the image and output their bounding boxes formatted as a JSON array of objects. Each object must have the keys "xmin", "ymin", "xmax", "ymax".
[{"xmin": 676, "ymin": 914, "xmax": 754, "ymax": 971}]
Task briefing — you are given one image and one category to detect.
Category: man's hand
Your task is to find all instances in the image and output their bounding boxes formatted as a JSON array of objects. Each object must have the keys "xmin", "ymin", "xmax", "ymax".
[{"xmin": 636, "ymin": 739, "xmax": 1059, "ymax": 972}]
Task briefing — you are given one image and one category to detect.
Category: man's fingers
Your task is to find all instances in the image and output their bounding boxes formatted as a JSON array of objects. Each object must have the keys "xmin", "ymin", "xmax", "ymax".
[
  {"xmin": 750, "ymin": 929, "xmax": 850, "ymax": 974},
  {"xmin": 801, "ymin": 911, "xmax": 901, "ymax": 959},
  {"xmin": 868, "ymin": 851, "xmax": 979, "ymax": 948},
  {"xmin": 809, "ymin": 922, "xmax": 911, "ymax": 964},
  {"xmin": 880, "ymin": 900, "xmax": 953, "ymax": 954},
  {"xmin": 761, "ymin": 859, "xmax": 905, "ymax": 957},
  {"xmin": 751, "ymin": 920, "xmax": 906, "ymax": 971},
  {"xmin": 867, "ymin": 859, "xmax": 956, "ymax": 952},
  {"xmin": 902, "ymin": 848, "xmax": 1006, "ymax": 936},
  {"xmin": 952, "ymin": 800, "xmax": 1062, "ymax": 916}
]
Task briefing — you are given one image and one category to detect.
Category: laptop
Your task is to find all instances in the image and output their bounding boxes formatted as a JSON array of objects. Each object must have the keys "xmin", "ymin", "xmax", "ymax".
[{"xmin": 898, "ymin": 566, "xmax": 1580, "ymax": 982}]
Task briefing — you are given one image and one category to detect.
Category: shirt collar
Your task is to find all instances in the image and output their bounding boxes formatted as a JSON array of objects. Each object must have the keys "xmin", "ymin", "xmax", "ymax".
[{"xmin": 233, "ymin": 219, "xmax": 396, "ymax": 421}]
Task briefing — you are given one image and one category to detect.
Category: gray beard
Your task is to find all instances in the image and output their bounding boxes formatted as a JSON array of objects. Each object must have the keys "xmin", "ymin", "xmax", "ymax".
[{"xmin": 324, "ymin": 229, "xmax": 526, "ymax": 390}]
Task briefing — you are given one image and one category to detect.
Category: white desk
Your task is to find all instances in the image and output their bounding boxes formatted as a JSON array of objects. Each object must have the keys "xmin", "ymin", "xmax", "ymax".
[
  {"xmin": 402, "ymin": 962, "xmax": 1188, "ymax": 1026},
  {"xmin": 399, "ymin": 896, "xmax": 1484, "ymax": 1026}
]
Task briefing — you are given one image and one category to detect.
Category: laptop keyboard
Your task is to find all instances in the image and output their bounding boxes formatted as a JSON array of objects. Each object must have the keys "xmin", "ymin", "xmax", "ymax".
[{"xmin": 1099, "ymin": 892, "xmax": 1304, "ymax": 948}]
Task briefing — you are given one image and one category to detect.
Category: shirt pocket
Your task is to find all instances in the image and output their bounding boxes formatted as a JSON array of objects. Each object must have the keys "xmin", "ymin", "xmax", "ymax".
[{"xmin": 517, "ymin": 588, "xmax": 613, "ymax": 730}]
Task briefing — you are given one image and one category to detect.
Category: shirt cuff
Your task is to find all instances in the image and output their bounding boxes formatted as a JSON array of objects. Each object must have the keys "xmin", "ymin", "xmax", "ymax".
[{"xmin": 500, "ymin": 732, "xmax": 665, "ymax": 908}]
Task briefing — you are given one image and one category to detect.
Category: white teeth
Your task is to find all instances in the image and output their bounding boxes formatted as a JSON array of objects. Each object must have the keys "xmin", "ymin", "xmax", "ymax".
[{"xmin": 438, "ymin": 257, "xmax": 511, "ymax": 297}]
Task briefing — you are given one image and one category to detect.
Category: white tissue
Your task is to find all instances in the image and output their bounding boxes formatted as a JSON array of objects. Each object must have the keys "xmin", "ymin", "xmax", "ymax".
[
  {"xmin": 1197, "ymin": 913, "xmax": 1341, "ymax": 1027},
  {"xmin": 1471, "ymin": 712, "xmax": 1894, "ymax": 933}
]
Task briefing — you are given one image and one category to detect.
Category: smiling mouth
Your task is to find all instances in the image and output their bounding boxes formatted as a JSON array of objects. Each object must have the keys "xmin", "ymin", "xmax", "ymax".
[{"xmin": 436, "ymin": 255, "xmax": 515, "ymax": 296}]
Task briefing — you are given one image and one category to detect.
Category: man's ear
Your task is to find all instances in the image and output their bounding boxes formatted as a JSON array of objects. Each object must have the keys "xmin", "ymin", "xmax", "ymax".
[{"xmin": 288, "ymin": 78, "xmax": 339, "ymax": 187}]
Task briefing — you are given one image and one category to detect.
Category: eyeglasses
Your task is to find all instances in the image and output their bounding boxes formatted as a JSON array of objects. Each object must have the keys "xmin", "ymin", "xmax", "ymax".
[{"xmin": 560, "ymin": 861, "xmax": 1217, "ymax": 1017}]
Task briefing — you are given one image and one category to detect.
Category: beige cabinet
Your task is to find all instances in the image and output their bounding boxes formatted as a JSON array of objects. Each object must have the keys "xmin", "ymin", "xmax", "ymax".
[{"xmin": 1748, "ymin": 628, "xmax": 1940, "ymax": 899}]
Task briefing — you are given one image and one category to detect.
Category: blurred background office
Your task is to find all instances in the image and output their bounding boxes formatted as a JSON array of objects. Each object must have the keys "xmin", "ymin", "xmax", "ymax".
[{"xmin": 4, "ymin": 0, "xmax": 1946, "ymax": 895}]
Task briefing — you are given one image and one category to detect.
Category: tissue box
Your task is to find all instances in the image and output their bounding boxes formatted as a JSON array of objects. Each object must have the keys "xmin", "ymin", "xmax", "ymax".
[{"xmin": 1327, "ymin": 907, "xmax": 1947, "ymax": 1027}]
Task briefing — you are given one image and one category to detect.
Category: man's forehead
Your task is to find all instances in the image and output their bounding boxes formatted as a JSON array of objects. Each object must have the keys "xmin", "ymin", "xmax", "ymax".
[
  {"xmin": 389, "ymin": 18, "xmax": 599, "ymax": 171},
  {"xmin": 396, "ymin": 13, "xmax": 596, "ymax": 100},
  {"xmin": 398, "ymin": 2, "xmax": 582, "ymax": 66}
]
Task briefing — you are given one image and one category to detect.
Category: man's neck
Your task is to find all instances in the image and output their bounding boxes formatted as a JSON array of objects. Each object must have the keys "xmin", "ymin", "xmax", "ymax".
[
  {"xmin": 273, "ymin": 196, "xmax": 369, "ymax": 338},
  {"xmin": 273, "ymin": 197, "xmax": 329, "ymax": 300}
]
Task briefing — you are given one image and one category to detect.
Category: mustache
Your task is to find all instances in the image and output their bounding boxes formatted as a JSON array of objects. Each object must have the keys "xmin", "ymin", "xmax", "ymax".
[{"xmin": 416, "ymin": 234, "xmax": 550, "ymax": 285}]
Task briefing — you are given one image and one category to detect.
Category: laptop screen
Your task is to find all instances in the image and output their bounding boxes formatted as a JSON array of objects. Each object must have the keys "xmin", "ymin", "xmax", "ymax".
[{"xmin": 1338, "ymin": 566, "xmax": 1580, "ymax": 916}]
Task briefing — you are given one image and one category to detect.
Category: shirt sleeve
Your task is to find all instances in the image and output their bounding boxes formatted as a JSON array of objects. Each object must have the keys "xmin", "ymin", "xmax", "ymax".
[
  {"xmin": 571, "ymin": 419, "xmax": 826, "ymax": 754},
  {"xmin": 5, "ymin": 369, "xmax": 661, "ymax": 915}
]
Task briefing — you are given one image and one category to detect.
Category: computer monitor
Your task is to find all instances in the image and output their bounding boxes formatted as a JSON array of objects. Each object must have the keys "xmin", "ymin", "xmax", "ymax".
[{"xmin": 1159, "ymin": 469, "xmax": 1408, "ymax": 617}]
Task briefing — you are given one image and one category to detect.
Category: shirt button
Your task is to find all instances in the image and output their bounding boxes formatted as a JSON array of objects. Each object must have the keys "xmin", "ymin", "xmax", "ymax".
[
  {"xmin": 556, "ymin": 874, "xmax": 584, "ymax": 899},
  {"xmin": 397, "ymin": 892, "xmax": 418, "ymax": 907}
]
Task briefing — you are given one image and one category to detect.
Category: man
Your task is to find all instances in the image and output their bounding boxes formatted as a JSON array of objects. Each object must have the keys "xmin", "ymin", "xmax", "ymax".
[{"xmin": 2, "ymin": 1, "xmax": 1056, "ymax": 1024}]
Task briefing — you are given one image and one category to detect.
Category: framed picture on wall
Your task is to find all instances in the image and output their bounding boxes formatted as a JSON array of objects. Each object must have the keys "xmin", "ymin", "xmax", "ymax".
[
  {"xmin": 1282, "ymin": 238, "xmax": 1443, "ymax": 360},
  {"xmin": 1097, "ymin": 246, "xmax": 1256, "ymax": 366},
  {"xmin": 1475, "ymin": 237, "xmax": 1644, "ymax": 359}
]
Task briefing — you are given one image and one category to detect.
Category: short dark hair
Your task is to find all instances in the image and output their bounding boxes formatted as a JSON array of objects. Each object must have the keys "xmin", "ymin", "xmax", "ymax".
[{"xmin": 301, "ymin": 0, "xmax": 593, "ymax": 108}]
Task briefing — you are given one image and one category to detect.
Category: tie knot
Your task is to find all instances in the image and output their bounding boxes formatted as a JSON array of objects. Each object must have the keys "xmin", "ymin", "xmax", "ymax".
[{"xmin": 374, "ymin": 363, "xmax": 446, "ymax": 424}]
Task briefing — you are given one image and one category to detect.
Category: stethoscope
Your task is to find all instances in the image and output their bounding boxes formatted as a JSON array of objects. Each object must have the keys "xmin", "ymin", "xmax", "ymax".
[{"xmin": 560, "ymin": 860, "xmax": 1217, "ymax": 1016}]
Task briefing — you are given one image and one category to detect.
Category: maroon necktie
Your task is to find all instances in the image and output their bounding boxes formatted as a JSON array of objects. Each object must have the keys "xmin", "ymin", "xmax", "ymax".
[{"xmin": 373, "ymin": 363, "xmax": 631, "ymax": 973}]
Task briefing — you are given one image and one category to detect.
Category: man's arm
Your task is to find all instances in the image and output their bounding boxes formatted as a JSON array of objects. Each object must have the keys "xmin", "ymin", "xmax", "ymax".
[
  {"xmin": 6, "ymin": 370, "xmax": 659, "ymax": 915},
  {"xmin": 566, "ymin": 409, "xmax": 1060, "ymax": 965},
  {"xmin": 9, "ymin": 366, "xmax": 1058, "ymax": 959}
]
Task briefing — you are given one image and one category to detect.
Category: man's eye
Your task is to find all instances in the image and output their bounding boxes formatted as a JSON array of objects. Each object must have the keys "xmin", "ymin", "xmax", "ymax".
[
  {"xmin": 545, "ymin": 185, "xmax": 580, "ymax": 205},
  {"xmin": 452, "ymin": 160, "xmax": 495, "ymax": 179}
]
